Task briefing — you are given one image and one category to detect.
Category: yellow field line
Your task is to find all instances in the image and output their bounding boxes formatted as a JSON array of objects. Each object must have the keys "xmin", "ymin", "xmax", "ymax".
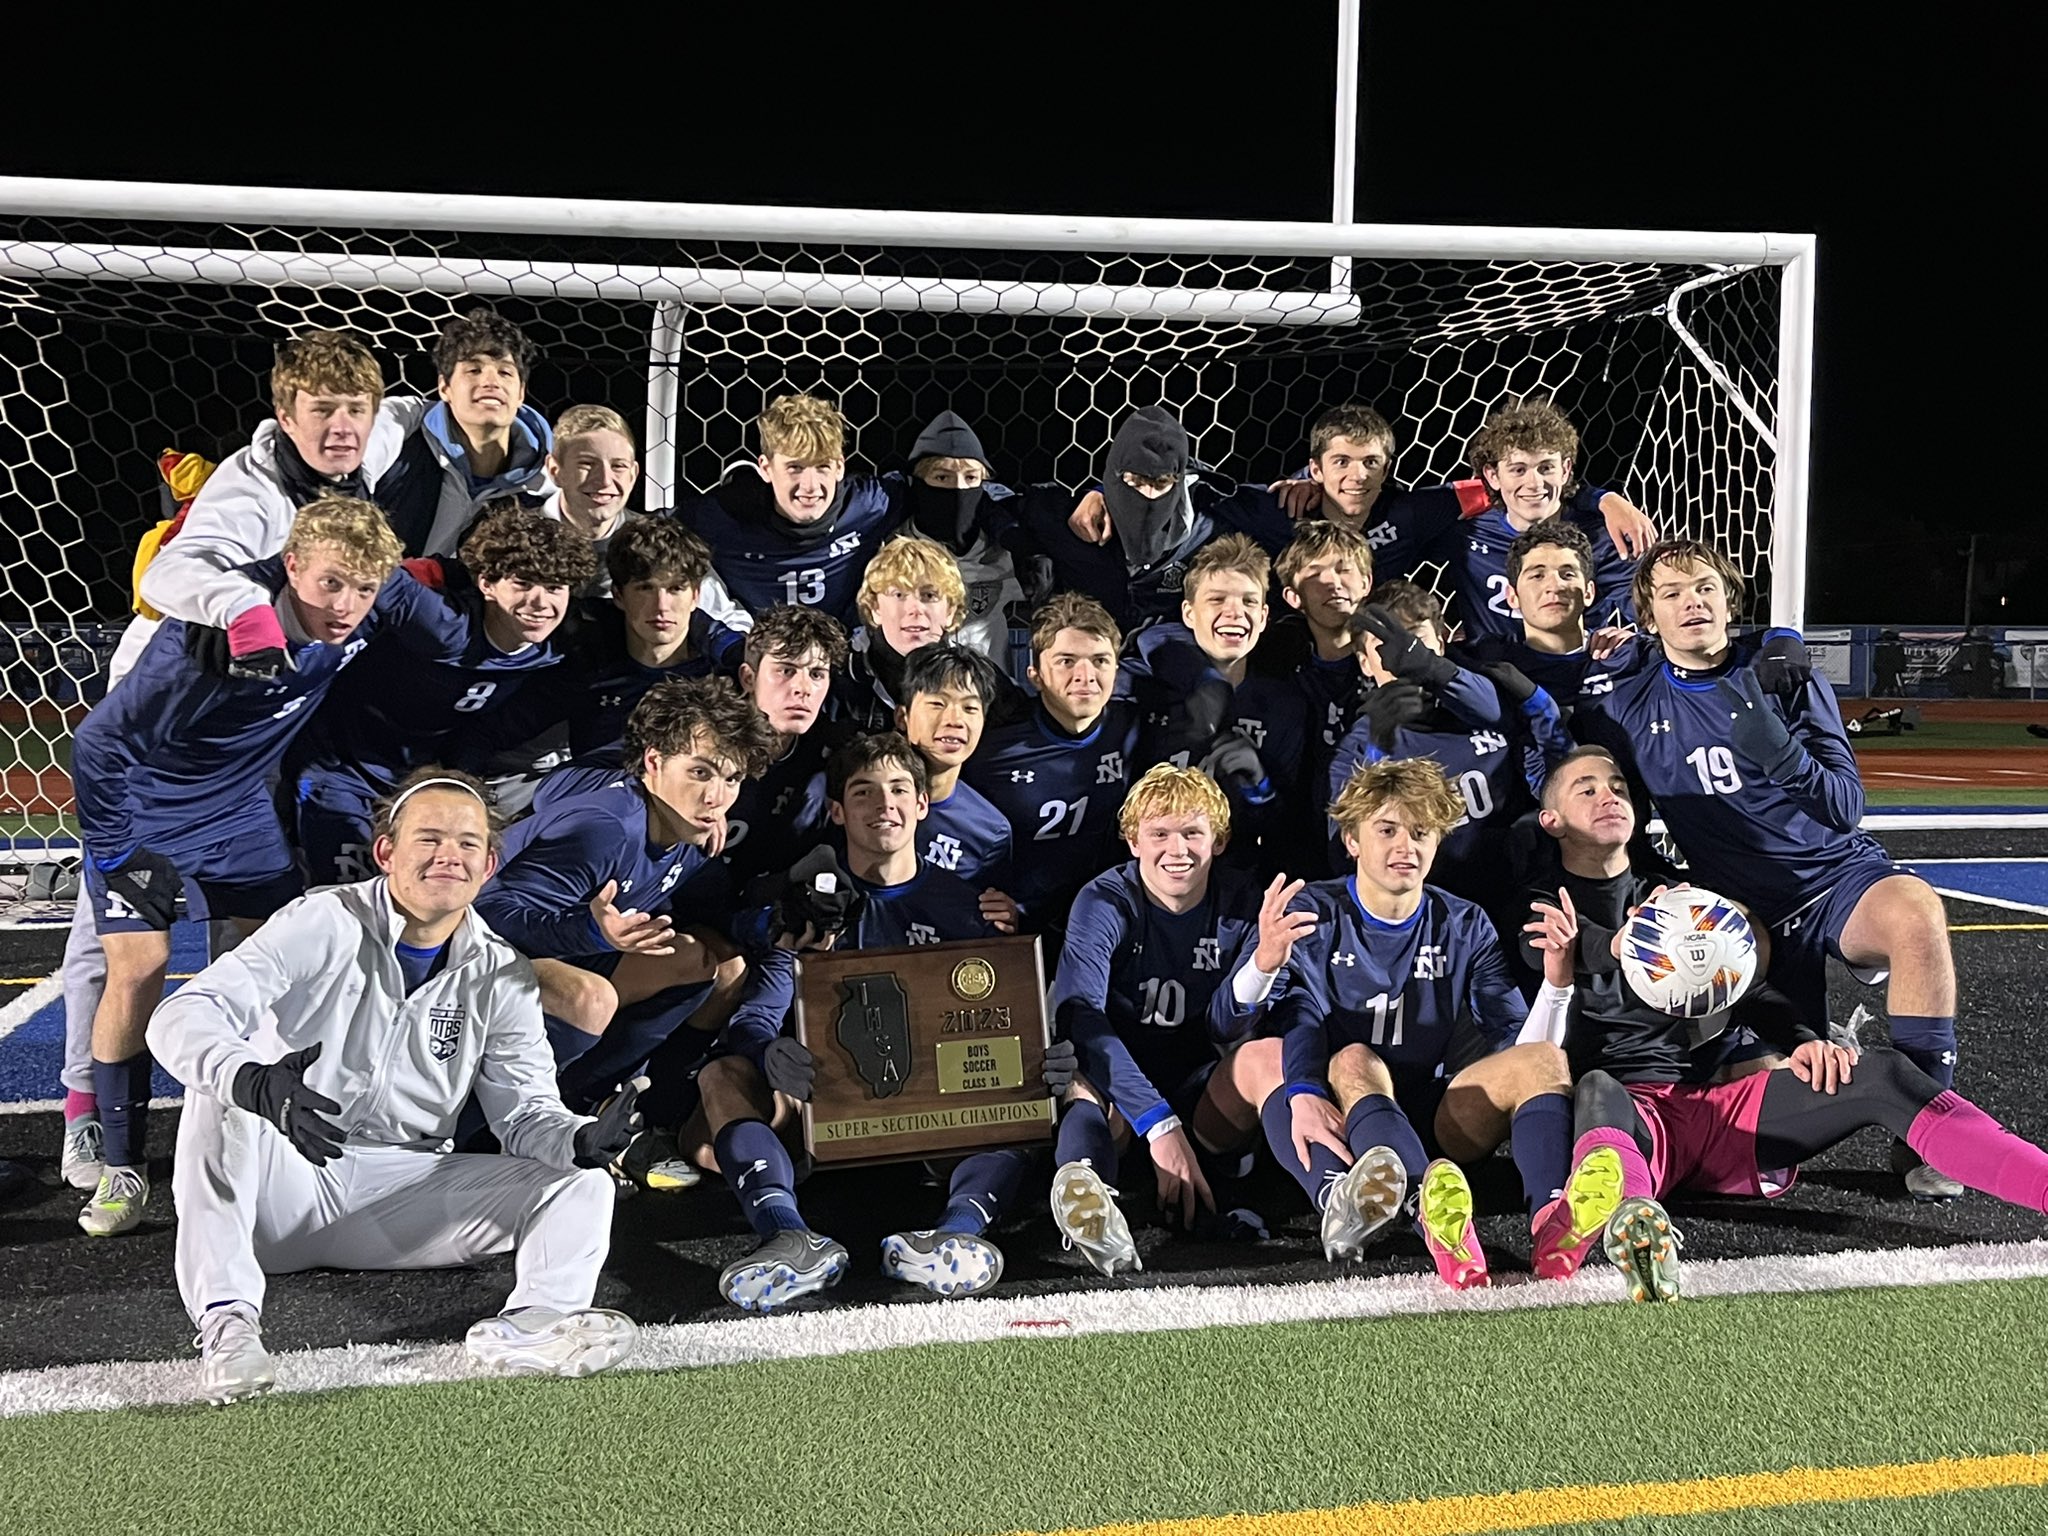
[
  {"xmin": 1019, "ymin": 1452, "xmax": 2048, "ymax": 1536},
  {"xmin": 1950, "ymin": 923, "xmax": 2048, "ymax": 931},
  {"xmin": 0, "ymin": 973, "xmax": 198, "ymax": 984}
]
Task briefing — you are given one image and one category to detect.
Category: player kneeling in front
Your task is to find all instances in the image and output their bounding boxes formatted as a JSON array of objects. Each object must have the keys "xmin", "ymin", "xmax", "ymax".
[
  {"xmin": 146, "ymin": 769, "xmax": 642, "ymax": 1403},
  {"xmin": 1047, "ymin": 764, "xmax": 1310, "ymax": 1274},
  {"xmin": 1532, "ymin": 746, "xmax": 2048, "ymax": 1302},
  {"xmin": 1249, "ymin": 758, "xmax": 1577, "ymax": 1287}
]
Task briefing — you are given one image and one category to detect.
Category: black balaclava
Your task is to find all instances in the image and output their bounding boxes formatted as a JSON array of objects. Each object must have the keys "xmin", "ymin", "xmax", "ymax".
[
  {"xmin": 907, "ymin": 409, "xmax": 989, "ymax": 554},
  {"xmin": 1101, "ymin": 406, "xmax": 1190, "ymax": 568},
  {"xmin": 273, "ymin": 427, "xmax": 368, "ymax": 508}
]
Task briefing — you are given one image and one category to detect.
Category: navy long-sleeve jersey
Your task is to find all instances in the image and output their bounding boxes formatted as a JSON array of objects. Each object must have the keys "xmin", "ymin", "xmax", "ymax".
[
  {"xmin": 1433, "ymin": 493, "xmax": 1633, "ymax": 643},
  {"xmin": 963, "ymin": 700, "xmax": 1142, "ymax": 915},
  {"xmin": 1573, "ymin": 642, "xmax": 1879, "ymax": 927},
  {"xmin": 919, "ymin": 778, "xmax": 1015, "ymax": 889},
  {"xmin": 718, "ymin": 724, "xmax": 842, "ymax": 892},
  {"xmin": 72, "ymin": 561, "xmax": 464, "ymax": 860},
  {"xmin": 1052, "ymin": 862, "xmax": 1266, "ymax": 1134},
  {"xmin": 1456, "ymin": 633, "xmax": 1650, "ymax": 716},
  {"xmin": 672, "ymin": 471, "xmax": 905, "ymax": 627},
  {"xmin": 476, "ymin": 765, "xmax": 711, "ymax": 962},
  {"xmin": 1270, "ymin": 879, "xmax": 1527, "ymax": 1089}
]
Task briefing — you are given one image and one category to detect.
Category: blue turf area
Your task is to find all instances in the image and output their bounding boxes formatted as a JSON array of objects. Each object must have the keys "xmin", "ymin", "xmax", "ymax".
[
  {"xmin": 0, "ymin": 921, "xmax": 207, "ymax": 1105},
  {"xmin": 1900, "ymin": 859, "xmax": 2048, "ymax": 909}
]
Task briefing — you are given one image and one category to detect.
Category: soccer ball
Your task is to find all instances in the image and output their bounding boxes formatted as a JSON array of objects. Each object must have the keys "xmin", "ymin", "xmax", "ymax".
[{"xmin": 1619, "ymin": 887, "xmax": 1759, "ymax": 1019}]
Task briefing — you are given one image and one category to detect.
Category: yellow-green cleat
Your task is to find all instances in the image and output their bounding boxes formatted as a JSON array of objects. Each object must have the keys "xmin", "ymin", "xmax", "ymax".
[{"xmin": 1417, "ymin": 1159, "xmax": 1488, "ymax": 1289}]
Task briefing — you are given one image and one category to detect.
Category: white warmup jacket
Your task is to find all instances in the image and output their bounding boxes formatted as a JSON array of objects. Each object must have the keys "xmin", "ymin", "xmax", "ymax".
[
  {"xmin": 145, "ymin": 877, "xmax": 587, "ymax": 1167},
  {"xmin": 953, "ymin": 530, "xmax": 1025, "ymax": 664}
]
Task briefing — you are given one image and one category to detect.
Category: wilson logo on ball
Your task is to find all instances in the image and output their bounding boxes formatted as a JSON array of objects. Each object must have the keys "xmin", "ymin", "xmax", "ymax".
[{"xmin": 1620, "ymin": 889, "xmax": 1760, "ymax": 1019}]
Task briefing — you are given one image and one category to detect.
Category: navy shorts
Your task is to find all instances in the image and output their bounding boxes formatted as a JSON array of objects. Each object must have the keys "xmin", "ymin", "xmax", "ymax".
[
  {"xmin": 83, "ymin": 834, "xmax": 300, "ymax": 936},
  {"xmin": 1767, "ymin": 855, "xmax": 1908, "ymax": 1021},
  {"xmin": 295, "ymin": 773, "xmax": 379, "ymax": 886}
]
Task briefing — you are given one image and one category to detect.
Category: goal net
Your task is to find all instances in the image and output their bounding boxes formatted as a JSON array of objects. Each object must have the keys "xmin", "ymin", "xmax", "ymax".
[{"xmin": 0, "ymin": 190, "xmax": 1799, "ymax": 884}]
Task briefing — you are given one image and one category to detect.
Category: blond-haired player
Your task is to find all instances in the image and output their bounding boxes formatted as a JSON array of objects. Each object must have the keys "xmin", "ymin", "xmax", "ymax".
[
  {"xmin": 834, "ymin": 533, "xmax": 972, "ymax": 730},
  {"xmin": 1047, "ymin": 765, "xmax": 1316, "ymax": 1273},
  {"xmin": 1242, "ymin": 759, "xmax": 1578, "ymax": 1287},
  {"xmin": 70, "ymin": 497, "xmax": 478, "ymax": 1236}
]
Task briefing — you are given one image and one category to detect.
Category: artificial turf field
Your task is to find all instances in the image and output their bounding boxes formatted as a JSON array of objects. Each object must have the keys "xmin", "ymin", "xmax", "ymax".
[{"xmin": 0, "ymin": 823, "xmax": 2044, "ymax": 1535}]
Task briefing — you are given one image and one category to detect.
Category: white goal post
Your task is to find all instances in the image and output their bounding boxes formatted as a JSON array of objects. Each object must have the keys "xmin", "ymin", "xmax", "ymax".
[{"xmin": 0, "ymin": 173, "xmax": 1814, "ymax": 871}]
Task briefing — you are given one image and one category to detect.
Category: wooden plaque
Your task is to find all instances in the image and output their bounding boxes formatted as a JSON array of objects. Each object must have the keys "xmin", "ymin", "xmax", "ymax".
[{"xmin": 793, "ymin": 934, "xmax": 1052, "ymax": 1166}]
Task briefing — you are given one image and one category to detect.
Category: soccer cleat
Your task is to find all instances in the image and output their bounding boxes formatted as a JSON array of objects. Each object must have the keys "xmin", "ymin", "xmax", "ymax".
[
  {"xmin": 617, "ymin": 1128, "xmax": 703, "ymax": 1192},
  {"xmin": 1892, "ymin": 1140, "xmax": 1964, "ymax": 1203},
  {"xmin": 718, "ymin": 1229, "xmax": 849, "ymax": 1313},
  {"xmin": 78, "ymin": 1164, "xmax": 149, "ymax": 1237},
  {"xmin": 1530, "ymin": 1145, "xmax": 1627, "ymax": 1281},
  {"xmin": 879, "ymin": 1230, "xmax": 1006, "ymax": 1297},
  {"xmin": 1605, "ymin": 1196, "xmax": 1684, "ymax": 1302},
  {"xmin": 1319, "ymin": 1146, "xmax": 1408, "ymax": 1263},
  {"xmin": 1050, "ymin": 1159, "xmax": 1140, "ymax": 1276},
  {"xmin": 196, "ymin": 1302, "xmax": 276, "ymax": 1405},
  {"xmin": 60, "ymin": 1115, "xmax": 104, "ymax": 1191},
  {"xmin": 464, "ymin": 1307, "xmax": 638, "ymax": 1377},
  {"xmin": 1416, "ymin": 1159, "xmax": 1489, "ymax": 1289}
]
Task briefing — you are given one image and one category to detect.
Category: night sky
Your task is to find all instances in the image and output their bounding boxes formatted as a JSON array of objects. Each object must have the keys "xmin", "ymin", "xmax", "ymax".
[{"xmin": 4, "ymin": 4, "xmax": 2033, "ymax": 623}]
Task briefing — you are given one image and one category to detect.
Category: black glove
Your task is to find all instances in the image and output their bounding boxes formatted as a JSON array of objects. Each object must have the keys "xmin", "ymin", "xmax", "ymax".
[
  {"xmin": 1752, "ymin": 628, "xmax": 1814, "ymax": 701},
  {"xmin": 231, "ymin": 1042, "xmax": 346, "ymax": 1166},
  {"xmin": 183, "ymin": 623, "xmax": 233, "ymax": 680},
  {"xmin": 572, "ymin": 1078, "xmax": 644, "ymax": 1167},
  {"xmin": 1355, "ymin": 680, "xmax": 1430, "ymax": 752},
  {"xmin": 1715, "ymin": 669, "xmax": 1804, "ymax": 781},
  {"xmin": 763, "ymin": 1037, "xmax": 816, "ymax": 1102},
  {"xmin": 774, "ymin": 844, "xmax": 856, "ymax": 945},
  {"xmin": 1199, "ymin": 735, "xmax": 1273, "ymax": 804},
  {"xmin": 1352, "ymin": 606, "xmax": 1459, "ymax": 691},
  {"xmin": 96, "ymin": 846, "xmax": 183, "ymax": 929},
  {"xmin": 1041, "ymin": 1038, "xmax": 1078, "ymax": 1095},
  {"xmin": 1475, "ymin": 660, "xmax": 1538, "ymax": 710}
]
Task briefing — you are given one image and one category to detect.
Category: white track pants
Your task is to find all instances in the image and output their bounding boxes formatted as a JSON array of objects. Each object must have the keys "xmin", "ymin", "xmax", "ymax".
[{"xmin": 172, "ymin": 1089, "xmax": 616, "ymax": 1325}]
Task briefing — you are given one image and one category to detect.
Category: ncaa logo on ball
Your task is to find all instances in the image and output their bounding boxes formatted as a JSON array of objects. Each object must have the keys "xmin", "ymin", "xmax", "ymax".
[{"xmin": 950, "ymin": 958, "xmax": 997, "ymax": 1001}]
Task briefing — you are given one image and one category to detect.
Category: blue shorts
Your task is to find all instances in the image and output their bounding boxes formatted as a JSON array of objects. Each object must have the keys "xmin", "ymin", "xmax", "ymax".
[
  {"xmin": 576, "ymin": 979, "xmax": 720, "ymax": 1119},
  {"xmin": 295, "ymin": 773, "xmax": 379, "ymax": 886},
  {"xmin": 83, "ymin": 835, "xmax": 300, "ymax": 935},
  {"xmin": 1390, "ymin": 1065, "xmax": 1452, "ymax": 1161},
  {"xmin": 1767, "ymin": 856, "xmax": 1909, "ymax": 1020}
]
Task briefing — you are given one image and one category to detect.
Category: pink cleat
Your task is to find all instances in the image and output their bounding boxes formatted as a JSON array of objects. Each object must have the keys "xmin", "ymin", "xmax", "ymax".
[
  {"xmin": 1529, "ymin": 1145, "xmax": 1627, "ymax": 1281},
  {"xmin": 1417, "ymin": 1159, "xmax": 1489, "ymax": 1290}
]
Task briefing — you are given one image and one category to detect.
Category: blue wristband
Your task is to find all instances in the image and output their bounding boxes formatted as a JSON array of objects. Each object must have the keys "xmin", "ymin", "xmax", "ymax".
[{"xmin": 1284, "ymin": 1080, "xmax": 1332, "ymax": 1102}]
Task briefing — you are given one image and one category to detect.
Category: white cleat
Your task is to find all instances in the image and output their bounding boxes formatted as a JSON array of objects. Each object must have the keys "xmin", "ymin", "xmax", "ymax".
[
  {"xmin": 78, "ymin": 1164, "xmax": 149, "ymax": 1237},
  {"xmin": 464, "ymin": 1307, "xmax": 639, "ymax": 1378},
  {"xmin": 1319, "ymin": 1145, "xmax": 1408, "ymax": 1263},
  {"xmin": 197, "ymin": 1302, "xmax": 276, "ymax": 1405},
  {"xmin": 60, "ymin": 1115, "xmax": 104, "ymax": 1191},
  {"xmin": 1050, "ymin": 1160, "xmax": 1140, "ymax": 1276},
  {"xmin": 880, "ymin": 1230, "xmax": 1005, "ymax": 1297},
  {"xmin": 1893, "ymin": 1141, "xmax": 1964, "ymax": 1203}
]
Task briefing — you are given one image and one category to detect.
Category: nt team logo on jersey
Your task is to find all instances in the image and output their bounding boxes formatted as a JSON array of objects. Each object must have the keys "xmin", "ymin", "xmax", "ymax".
[
  {"xmin": 427, "ymin": 1006, "xmax": 464, "ymax": 1062},
  {"xmin": 836, "ymin": 974, "xmax": 912, "ymax": 1098}
]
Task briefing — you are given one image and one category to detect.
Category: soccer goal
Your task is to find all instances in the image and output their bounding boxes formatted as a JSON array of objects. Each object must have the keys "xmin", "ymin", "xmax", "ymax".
[{"xmin": 0, "ymin": 175, "xmax": 1814, "ymax": 881}]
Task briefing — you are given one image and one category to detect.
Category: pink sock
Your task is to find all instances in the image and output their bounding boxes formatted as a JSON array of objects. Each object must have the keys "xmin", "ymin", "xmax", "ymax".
[
  {"xmin": 63, "ymin": 1089, "xmax": 96, "ymax": 1122},
  {"xmin": 1573, "ymin": 1127, "xmax": 1656, "ymax": 1199},
  {"xmin": 1908, "ymin": 1092, "xmax": 2048, "ymax": 1214}
]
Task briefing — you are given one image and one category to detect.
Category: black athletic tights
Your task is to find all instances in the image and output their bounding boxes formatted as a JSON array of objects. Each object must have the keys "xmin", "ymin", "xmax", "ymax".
[{"xmin": 1575, "ymin": 1049, "xmax": 1944, "ymax": 1176}]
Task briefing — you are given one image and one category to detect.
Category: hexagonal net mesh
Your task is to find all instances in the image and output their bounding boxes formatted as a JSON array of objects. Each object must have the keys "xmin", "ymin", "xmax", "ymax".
[{"xmin": 0, "ymin": 213, "xmax": 1783, "ymax": 880}]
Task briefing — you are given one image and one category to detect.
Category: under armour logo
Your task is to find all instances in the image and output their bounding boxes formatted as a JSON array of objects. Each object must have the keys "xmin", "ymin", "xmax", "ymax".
[
  {"xmin": 1096, "ymin": 752, "xmax": 1124, "ymax": 784},
  {"xmin": 1009, "ymin": 770, "xmax": 1035, "ymax": 783},
  {"xmin": 1649, "ymin": 720, "xmax": 1672, "ymax": 734},
  {"xmin": 600, "ymin": 693, "xmax": 626, "ymax": 708},
  {"xmin": 906, "ymin": 923, "xmax": 941, "ymax": 945},
  {"xmin": 618, "ymin": 879, "xmax": 634, "ymax": 896},
  {"xmin": 1469, "ymin": 539, "xmax": 1487, "ymax": 552},
  {"xmin": 1332, "ymin": 952, "xmax": 1357, "ymax": 967},
  {"xmin": 1469, "ymin": 730, "xmax": 1508, "ymax": 755},
  {"xmin": 1192, "ymin": 938, "xmax": 1222, "ymax": 971}
]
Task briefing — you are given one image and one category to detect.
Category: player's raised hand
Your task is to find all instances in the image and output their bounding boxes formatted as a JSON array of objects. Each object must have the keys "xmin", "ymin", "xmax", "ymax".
[
  {"xmin": 1254, "ymin": 875, "xmax": 1317, "ymax": 973},
  {"xmin": 1599, "ymin": 496, "xmax": 1658, "ymax": 558},
  {"xmin": 1351, "ymin": 606, "xmax": 1459, "ymax": 691},
  {"xmin": 979, "ymin": 887, "xmax": 1021, "ymax": 934},
  {"xmin": 1068, "ymin": 489, "xmax": 1112, "ymax": 546},
  {"xmin": 1752, "ymin": 628, "xmax": 1814, "ymax": 701},
  {"xmin": 698, "ymin": 813, "xmax": 730, "ymax": 859},
  {"xmin": 1716, "ymin": 670, "xmax": 1803, "ymax": 780},
  {"xmin": 1787, "ymin": 1038, "xmax": 1857, "ymax": 1095},
  {"xmin": 1149, "ymin": 1124, "xmax": 1217, "ymax": 1228},
  {"xmin": 1613, "ymin": 883, "xmax": 1674, "ymax": 958},
  {"xmin": 1523, "ymin": 887, "xmax": 1581, "ymax": 988},
  {"xmin": 1267, "ymin": 478, "xmax": 1324, "ymax": 519},
  {"xmin": 1290, "ymin": 1091, "xmax": 1352, "ymax": 1171},
  {"xmin": 572, "ymin": 1077, "xmax": 646, "ymax": 1167},
  {"xmin": 588, "ymin": 880, "xmax": 675, "ymax": 955},
  {"xmin": 1588, "ymin": 624, "xmax": 1636, "ymax": 662},
  {"xmin": 225, "ymin": 607, "xmax": 294, "ymax": 680}
]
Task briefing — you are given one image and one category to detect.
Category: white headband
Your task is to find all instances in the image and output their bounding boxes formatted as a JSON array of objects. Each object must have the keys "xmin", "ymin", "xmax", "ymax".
[{"xmin": 388, "ymin": 777, "xmax": 488, "ymax": 819}]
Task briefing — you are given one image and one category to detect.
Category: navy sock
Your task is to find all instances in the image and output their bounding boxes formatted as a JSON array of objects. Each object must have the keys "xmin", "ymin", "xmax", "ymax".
[
  {"xmin": 1889, "ymin": 1014, "xmax": 1957, "ymax": 1091},
  {"xmin": 1054, "ymin": 1099, "xmax": 1118, "ymax": 1180},
  {"xmin": 543, "ymin": 1016, "xmax": 601, "ymax": 1072},
  {"xmin": 1341, "ymin": 1094, "xmax": 1428, "ymax": 1184},
  {"xmin": 1260, "ymin": 1089, "xmax": 1349, "ymax": 1210},
  {"xmin": 92, "ymin": 1053, "xmax": 153, "ymax": 1170},
  {"xmin": 1510, "ymin": 1091, "xmax": 1574, "ymax": 1216},
  {"xmin": 714, "ymin": 1119, "xmax": 805, "ymax": 1236},
  {"xmin": 939, "ymin": 1147, "xmax": 1037, "ymax": 1235}
]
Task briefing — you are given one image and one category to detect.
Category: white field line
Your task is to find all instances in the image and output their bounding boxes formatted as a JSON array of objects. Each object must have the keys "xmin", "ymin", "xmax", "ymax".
[
  {"xmin": 3, "ymin": 1238, "xmax": 2046, "ymax": 1421},
  {"xmin": 0, "ymin": 1093, "xmax": 182, "ymax": 1116},
  {"xmin": 1907, "ymin": 857, "xmax": 2048, "ymax": 865},
  {"xmin": 0, "ymin": 975, "xmax": 61, "ymax": 1044}
]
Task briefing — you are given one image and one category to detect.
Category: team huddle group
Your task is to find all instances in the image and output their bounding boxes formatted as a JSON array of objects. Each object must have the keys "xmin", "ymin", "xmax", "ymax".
[{"xmin": 47, "ymin": 309, "xmax": 2048, "ymax": 1403}]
